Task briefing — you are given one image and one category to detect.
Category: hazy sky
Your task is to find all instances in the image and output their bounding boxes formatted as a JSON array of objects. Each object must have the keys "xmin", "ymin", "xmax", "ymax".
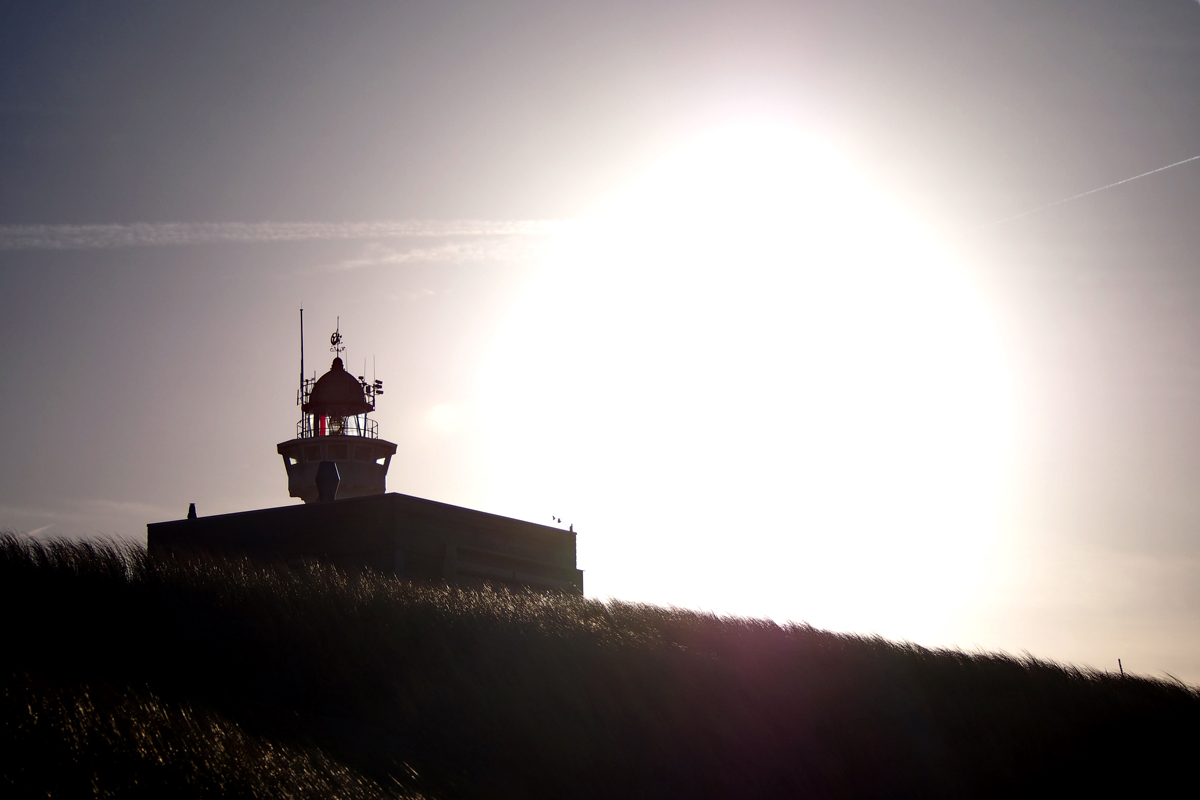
[{"xmin": 5, "ymin": 0, "xmax": 1200, "ymax": 681}]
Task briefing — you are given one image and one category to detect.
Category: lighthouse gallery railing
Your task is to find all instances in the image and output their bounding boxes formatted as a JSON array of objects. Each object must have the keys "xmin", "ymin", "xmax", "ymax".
[{"xmin": 296, "ymin": 415, "xmax": 379, "ymax": 439}]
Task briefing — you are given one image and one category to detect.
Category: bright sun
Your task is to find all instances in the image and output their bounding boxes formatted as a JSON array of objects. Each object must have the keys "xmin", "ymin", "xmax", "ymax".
[{"xmin": 480, "ymin": 120, "xmax": 1012, "ymax": 642}]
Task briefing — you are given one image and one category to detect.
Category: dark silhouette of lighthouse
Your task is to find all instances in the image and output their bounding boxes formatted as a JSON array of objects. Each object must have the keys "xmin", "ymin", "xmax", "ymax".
[
  {"xmin": 276, "ymin": 315, "xmax": 397, "ymax": 503},
  {"xmin": 148, "ymin": 310, "xmax": 582, "ymax": 594}
]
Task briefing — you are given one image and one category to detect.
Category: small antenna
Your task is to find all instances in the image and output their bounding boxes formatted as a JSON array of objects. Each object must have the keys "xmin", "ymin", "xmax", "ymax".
[{"xmin": 299, "ymin": 308, "xmax": 305, "ymax": 405}]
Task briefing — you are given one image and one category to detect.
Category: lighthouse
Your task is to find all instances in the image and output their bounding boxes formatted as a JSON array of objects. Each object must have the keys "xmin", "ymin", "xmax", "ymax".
[
  {"xmin": 148, "ymin": 311, "xmax": 582, "ymax": 594},
  {"xmin": 275, "ymin": 317, "xmax": 398, "ymax": 503}
]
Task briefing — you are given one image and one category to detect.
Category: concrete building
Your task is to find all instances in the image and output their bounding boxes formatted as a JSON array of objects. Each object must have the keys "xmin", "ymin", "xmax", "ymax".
[{"xmin": 147, "ymin": 317, "xmax": 582, "ymax": 593}]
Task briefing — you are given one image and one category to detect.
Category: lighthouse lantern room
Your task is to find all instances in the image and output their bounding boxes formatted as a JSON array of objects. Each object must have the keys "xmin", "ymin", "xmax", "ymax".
[{"xmin": 276, "ymin": 314, "xmax": 397, "ymax": 503}]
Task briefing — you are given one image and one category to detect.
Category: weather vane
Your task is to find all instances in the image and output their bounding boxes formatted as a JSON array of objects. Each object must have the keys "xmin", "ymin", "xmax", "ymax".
[{"xmin": 330, "ymin": 317, "xmax": 345, "ymax": 357}]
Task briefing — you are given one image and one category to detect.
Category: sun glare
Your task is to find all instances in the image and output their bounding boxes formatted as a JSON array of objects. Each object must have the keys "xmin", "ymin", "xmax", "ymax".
[{"xmin": 481, "ymin": 120, "xmax": 1012, "ymax": 642}]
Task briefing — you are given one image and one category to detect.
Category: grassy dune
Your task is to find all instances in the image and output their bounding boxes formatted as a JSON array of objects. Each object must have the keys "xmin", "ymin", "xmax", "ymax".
[{"xmin": 2, "ymin": 534, "xmax": 1197, "ymax": 799}]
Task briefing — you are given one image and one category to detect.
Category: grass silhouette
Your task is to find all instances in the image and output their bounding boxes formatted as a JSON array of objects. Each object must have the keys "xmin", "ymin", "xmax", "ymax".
[{"xmin": 2, "ymin": 533, "xmax": 1197, "ymax": 798}]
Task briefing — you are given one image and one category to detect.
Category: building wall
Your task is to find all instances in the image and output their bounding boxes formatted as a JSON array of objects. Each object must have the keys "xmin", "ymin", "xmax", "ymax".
[
  {"xmin": 276, "ymin": 436, "xmax": 398, "ymax": 504},
  {"xmin": 148, "ymin": 493, "xmax": 583, "ymax": 594}
]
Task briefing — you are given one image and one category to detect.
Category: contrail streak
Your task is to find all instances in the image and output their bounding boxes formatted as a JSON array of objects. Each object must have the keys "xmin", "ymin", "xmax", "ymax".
[
  {"xmin": 978, "ymin": 154, "xmax": 1200, "ymax": 230},
  {"xmin": 0, "ymin": 220, "xmax": 574, "ymax": 251}
]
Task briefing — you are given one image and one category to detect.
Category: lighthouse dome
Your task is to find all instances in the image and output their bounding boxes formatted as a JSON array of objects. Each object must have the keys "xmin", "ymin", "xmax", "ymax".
[{"xmin": 302, "ymin": 357, "xmax": 372, "ymax": 416}]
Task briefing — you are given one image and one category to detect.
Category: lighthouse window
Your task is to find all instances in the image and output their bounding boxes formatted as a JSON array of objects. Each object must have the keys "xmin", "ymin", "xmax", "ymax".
[
  {"xmin": 376, "ymin": 457, "xmax": 388, "ymax": 466},
  {"xmin": 287, "ymin": 457, "xmax": 298, "ymax": 466}
]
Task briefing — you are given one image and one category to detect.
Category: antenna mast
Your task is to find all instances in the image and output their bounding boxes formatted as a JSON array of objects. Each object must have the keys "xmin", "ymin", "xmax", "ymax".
[{"xmin": 299, "ymin": 308, "xmax": 305, "ymax": 406}]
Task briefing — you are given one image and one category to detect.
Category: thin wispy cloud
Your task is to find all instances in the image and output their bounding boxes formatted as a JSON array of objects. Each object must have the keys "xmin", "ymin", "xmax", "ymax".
[
  {"xmin": 330, "ymin": 236, "xmax": 564, "ymax": 271},
  {"xmin": 0, "ymin": 220, "xmax": 574, "ymax": 251}
]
